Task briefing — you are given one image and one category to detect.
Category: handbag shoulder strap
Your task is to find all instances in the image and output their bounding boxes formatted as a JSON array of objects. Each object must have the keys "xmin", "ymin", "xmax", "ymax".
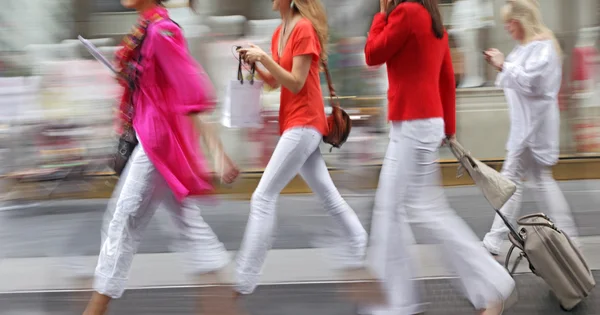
[{"xmin": 321, "ymin": 59, "xmax": 339, "ymax": 108}]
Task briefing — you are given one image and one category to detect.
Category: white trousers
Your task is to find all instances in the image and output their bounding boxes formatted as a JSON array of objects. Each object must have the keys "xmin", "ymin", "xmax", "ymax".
[
  {"xmin": 94, "ymin": 144, "xmax": 229, "ymax": 299},
  {"xmin": 363, "ymin": 119, "xmax": 515, "ymax": 314},
  {"xmin": 455, "ymin": 28, "xmax": 485, "ymax": 88},
  {"xmin": 235, "ymin": 127, "xmax": 367, "ymax": 294},
  {"xmin": 483, "ymin": 148, "xmax": 578, "ymax": 254}
]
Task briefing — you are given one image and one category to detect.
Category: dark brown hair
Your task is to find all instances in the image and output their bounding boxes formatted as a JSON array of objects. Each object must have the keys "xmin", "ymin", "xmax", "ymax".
[{"xmin": 387, "ymin": 0, "xmax": 444, "ymax": 39}]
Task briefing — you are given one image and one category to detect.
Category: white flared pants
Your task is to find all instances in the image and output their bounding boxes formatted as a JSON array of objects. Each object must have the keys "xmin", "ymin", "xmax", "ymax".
[
  {"xmin": 483, "ymin": 148, "xmax": 578, "ymax": 254},
  {"xmin": 362, "ymin": 119, "xmax": 515, "ymax": 314}
]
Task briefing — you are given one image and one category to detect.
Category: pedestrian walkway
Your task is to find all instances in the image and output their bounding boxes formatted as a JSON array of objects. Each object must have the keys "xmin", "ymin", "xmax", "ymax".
[
  {"xmin": 1, "ymin": 236, "xmax": 600, "ymax": 293},
  {"xmin": 2, "ymin": 180, "xmax": 600, "ymax": 259},
  {"xmin": 1, "ymin": 238, "xmax": 599, "ymax": 314}
]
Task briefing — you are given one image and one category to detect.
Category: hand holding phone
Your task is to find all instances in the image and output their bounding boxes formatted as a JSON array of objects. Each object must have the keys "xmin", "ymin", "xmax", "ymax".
[{"xmin": 483, "ymin": 48, "xmax": 504, "ymax": 71}]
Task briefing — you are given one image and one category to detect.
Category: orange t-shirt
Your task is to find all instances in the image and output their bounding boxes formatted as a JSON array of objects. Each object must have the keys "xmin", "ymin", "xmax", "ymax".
[{"xmin": 272, "ymin": 19, "xmax": 328, "ymax": 136}]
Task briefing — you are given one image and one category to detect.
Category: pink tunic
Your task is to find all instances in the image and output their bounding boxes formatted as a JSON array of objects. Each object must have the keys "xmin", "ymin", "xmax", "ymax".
[{"xmin": 133, "ymin": 18, "xmax": 216, "ymax": 202}]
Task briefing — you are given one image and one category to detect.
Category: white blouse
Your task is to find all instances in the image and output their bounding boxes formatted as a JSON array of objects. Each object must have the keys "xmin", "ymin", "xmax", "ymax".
[{"xmin": 495, "ymin": 40, "xmax": 562, "ymax": 166}]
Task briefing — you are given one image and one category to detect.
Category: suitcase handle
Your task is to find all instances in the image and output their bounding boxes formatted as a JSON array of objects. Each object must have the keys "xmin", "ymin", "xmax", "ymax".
[
  {"xmin": 506, "ymin": 232, "xmax": 528, "ymax": 274},
  {"xmin": 516, "ymin": 213, "xmax": 558, "ymax": 231},
  {"xmin": 505, "ymin": 244, "xmax": 526, "ymax": 276},
  {"xmin": 508, "ymin": 231, "xmax": 524, "ymax": 251}
]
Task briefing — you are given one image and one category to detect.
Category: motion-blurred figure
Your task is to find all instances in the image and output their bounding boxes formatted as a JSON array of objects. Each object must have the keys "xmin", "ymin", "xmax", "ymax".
[
  {"xmin": 449, "ymin": 0, "xmax": 494, "ymax": 88},
  {"xmin": 83, "ymin": 0, "xmax": 239, "ymax": 314},
  {"xmin": 363, "ymin": 0, "xmax": 514, "ymax": 314},
  {"xmin": 571, "ymin": 26, "xmax": 600, "ymax": 153},
  {"xmin": 482, "ymin": 0, "xmax": 579, "ymax": 256},
  {"xmin": 235, "ymin": 0, "xmax": 368, "ymax": 297}
]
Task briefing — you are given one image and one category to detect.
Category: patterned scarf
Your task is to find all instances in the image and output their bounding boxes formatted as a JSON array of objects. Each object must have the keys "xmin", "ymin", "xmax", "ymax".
[{"xmin": 114, "ymin": 5, "xmax": 168, "ymax": 135}]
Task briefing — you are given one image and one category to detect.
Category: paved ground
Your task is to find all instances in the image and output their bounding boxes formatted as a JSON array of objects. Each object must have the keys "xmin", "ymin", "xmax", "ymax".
[
  {"xmin": 1, "ymin": 273, "xmax": 599, "ymax": 315},
  {"xmin": 1, "ymin": 180, "xmax": 599, "ymax": 258},
  {"xmin": 0, "ymin": 180, "xmax": 599, "ymax": 314}
]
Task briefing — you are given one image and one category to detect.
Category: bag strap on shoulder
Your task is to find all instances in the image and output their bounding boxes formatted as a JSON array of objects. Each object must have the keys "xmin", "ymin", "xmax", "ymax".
[{"xmin": 321, "ymin": 59, "xmax": 339, "ymax": 108}]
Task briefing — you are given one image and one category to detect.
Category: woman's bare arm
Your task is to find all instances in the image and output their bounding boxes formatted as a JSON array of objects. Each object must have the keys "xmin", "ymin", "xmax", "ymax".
[{"xmin": 188, "ymin": 114, "xmax": 239, "ymax": 184}]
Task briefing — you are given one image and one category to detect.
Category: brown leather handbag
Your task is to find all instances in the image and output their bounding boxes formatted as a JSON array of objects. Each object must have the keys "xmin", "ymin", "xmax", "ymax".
[{"xmin": 321, "ymin": 60, "xmax": 351, "ymax": 150}]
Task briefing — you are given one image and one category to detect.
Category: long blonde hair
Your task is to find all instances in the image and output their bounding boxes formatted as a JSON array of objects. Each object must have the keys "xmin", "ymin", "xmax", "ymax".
[
  {"xmin": 501, "ymin": 0, "xmax": 561, "ymax": 55},
  {"xmin": 292, "ymin": 0, "xmax": 329, "ymax": 59}
]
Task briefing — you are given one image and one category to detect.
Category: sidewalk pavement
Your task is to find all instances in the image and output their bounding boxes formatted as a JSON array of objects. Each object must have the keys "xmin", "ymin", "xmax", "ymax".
[
  {"xmin": 1, "ymin": 180, "xmax": 600, "ymax": 259},
  {"xmin": 2, "ymin": 236, "xmax": 600, "ymax": 293}
]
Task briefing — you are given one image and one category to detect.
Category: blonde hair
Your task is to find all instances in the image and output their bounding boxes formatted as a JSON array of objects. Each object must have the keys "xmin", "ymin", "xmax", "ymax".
[
  {"xmin": 292, "ymin": 0, "xmax": 329, "ymax": 59},
  {"xmin": 501, "ymin": 0, "xmax": 561, "ymax": 55}
]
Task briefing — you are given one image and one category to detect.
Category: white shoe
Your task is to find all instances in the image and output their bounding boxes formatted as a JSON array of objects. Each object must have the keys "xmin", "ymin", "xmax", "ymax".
[
  {"xmin": 482, "ymin": 239, "xmax": 500, "ymax": 256},
  {"xmin": 332, "ymin": 235, "xmax": 368, "ymax": 269}
]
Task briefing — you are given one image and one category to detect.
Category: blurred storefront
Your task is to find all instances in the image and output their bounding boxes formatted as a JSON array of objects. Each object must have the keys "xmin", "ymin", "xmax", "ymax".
[{"xmin": 0, "ymin": 0, "xmax": 599, "ymax": 199}]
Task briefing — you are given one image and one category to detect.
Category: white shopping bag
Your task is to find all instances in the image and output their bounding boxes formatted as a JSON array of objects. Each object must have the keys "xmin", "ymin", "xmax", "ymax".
[{"xmin": 221, "ymin": 61, "xmax": 264, "ymax": 128}]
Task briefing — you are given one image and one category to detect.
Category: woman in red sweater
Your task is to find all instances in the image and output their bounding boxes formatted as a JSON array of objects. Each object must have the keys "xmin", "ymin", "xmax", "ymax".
[{"xmin": 362, "ymin": 1, "xmax": 515, "ymax": 314}]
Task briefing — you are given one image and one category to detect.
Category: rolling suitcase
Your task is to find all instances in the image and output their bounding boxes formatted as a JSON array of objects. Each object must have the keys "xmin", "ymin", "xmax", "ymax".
[
  {"xmin": 503, "ymin": 212, "xmax": 595, "ymax": 311},
  {"xmin": 447, "ymin": 140, "xmax": 595, "ymax": 311}
]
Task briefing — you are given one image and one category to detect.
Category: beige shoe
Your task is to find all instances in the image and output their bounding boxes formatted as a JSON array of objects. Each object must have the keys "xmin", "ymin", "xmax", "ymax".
[
  {"xmin": 82, "ymin": 292, "xmax": 111, "ymax": 315},
  {"xmin": 478, "ymin": 287, "xmax": 518, "ymax": 315},
  {"xmin": 478, "ymin": 302, "xmax": 503, "ymax": 315},
  {"xmin": 338, "ymin": 267, "xmax": 386, "ymax": 305},
  {"xmin": 196, "ymin": 270, "xmax": 245, "ymax": 315}
]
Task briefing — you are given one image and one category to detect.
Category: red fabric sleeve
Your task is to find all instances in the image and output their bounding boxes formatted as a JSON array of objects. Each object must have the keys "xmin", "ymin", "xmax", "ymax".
[
  {"xmin": 439, "ymin": 40, "xmax": 456, "ymax": 136},
  {"xmin": 364, "ymin": 6, "xmax": 412, "ymax": 66},
  {"xmin": 291, "ymin": 21, "xmax": 321, "ymax": 62}
]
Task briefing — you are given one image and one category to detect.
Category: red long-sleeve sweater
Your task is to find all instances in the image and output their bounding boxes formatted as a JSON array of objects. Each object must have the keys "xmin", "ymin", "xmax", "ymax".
[{"xmin": 365, "ymin": 2, "xmax": 456, "ymax": 136}]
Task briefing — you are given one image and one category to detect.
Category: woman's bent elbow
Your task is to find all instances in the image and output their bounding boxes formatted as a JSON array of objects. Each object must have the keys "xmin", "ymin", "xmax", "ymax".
[
  {"xmin": 364, "ymin": 55, "xmax": 383, "ymax": 67},
  {"xmin": 288, "ymin": 82, "xmax": 305, "ymax": 94}
]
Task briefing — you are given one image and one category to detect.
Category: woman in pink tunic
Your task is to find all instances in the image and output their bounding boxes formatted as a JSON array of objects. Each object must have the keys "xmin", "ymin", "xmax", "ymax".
[{"xmin": 83, "ymin": 1, "xmax": 239, "ymax": 314}]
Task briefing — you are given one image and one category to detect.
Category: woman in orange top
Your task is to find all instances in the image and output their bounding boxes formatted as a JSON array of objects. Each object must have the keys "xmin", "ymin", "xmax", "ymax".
[{"xmin": 236, "ymin": 0, "xmax": 367, "ymax": 295}]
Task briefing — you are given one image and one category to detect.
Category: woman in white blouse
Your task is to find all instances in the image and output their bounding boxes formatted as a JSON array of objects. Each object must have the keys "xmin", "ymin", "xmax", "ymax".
[{"xmin": 482, "ymin": 0, "xmax": 578, "ymax": 256}]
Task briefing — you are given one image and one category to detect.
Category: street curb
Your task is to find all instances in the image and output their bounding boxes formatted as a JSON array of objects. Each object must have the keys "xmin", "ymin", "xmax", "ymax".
[{"xmin": 3, "ymin": 157, "xmax": 600, "ymax": 201}]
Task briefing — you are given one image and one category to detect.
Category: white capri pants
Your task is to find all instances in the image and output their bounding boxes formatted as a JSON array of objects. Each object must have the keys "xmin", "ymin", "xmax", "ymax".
[
  {"xmin": 483, "ymin": 148, "xmax": 578, "ymax": 255},
  {"xmin": 235, "ymin": 127, "xmax": 367, "ymax": 294},
  {"xmin": 362, "ymin": 119, "xmax": 515, "ymax": 314},
  {"xmin": 94, "ymin": 143, "xmax": 229, "ymax": 299}
]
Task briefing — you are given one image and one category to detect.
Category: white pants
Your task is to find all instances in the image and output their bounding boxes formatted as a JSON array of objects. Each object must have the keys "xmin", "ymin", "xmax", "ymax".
[
  {"xmin": 94, "ymin": 144, "xmax": 229, "ymax": 299},
  {"xmin": 455, "ymin": 28, "xmax": 485, "ymax": 88},
  {"xmin": 235, "ymin": 127, "xmax": 367, "ymax": 294},
  {"xmin": 483, "ymin": 148, "xmax": 578, "ymax": 254},
  {"xmin": 363, "ymin": 119, "xmax": 514, "ymax": 314}
]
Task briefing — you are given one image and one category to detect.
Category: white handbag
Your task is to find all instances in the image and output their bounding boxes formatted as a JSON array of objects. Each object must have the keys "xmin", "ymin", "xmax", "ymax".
[
  {"xmin": 448, "ymin": 139, "xmax": 516, "ymax": 210},
  {"xmin": 221, "ymin": 56, "xmax": 263, "ymax": 128}
]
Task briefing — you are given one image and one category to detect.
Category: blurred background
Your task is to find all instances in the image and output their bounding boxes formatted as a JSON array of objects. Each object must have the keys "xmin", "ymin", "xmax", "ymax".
[
  {"xmin": 0, "ymin": 0, "xmax": 599, "ymax": 200},
  {"xmin": 1, "ymin": 0, "xmax": 600, "ymax": 314}
]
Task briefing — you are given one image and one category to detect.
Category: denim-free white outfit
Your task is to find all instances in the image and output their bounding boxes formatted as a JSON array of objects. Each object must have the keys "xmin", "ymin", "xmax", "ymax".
[
  {"xmin": 94, "ymin": 142, "xmax": 229, "ymax": 299},
  {"xmin": 235, "ymin": 127, "xmax": 368, "ymax": 294},
  {"xmin": 360, "ymin": 119, "xmax": 515, "ymax": 314},
  {"xmin": 482, "ymin": 40, "xmax": 579, "ymax": 255}
]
